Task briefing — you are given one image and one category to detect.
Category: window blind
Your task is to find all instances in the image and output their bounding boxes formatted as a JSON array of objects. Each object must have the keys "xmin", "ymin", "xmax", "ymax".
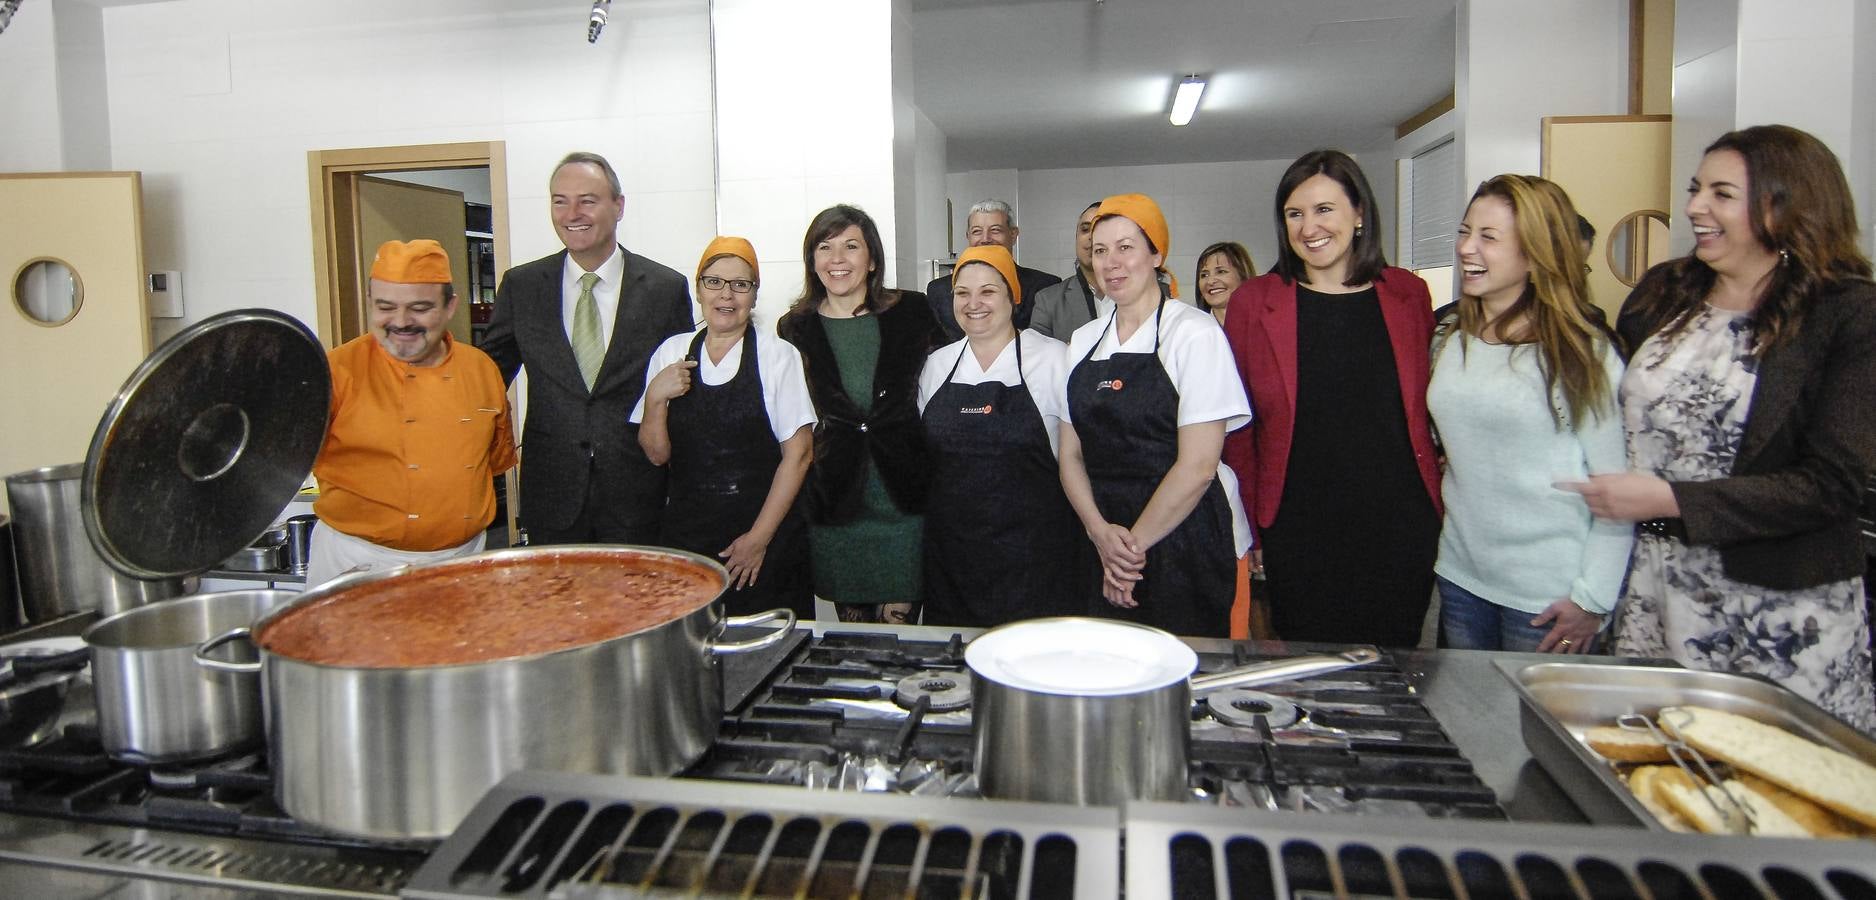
[{"xmin": 1409, "ymin": 139, "xmax": 1458, "ymax": 269}]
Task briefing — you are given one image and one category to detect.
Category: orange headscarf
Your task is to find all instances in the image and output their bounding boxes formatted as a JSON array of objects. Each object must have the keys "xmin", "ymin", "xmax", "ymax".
[
  {"xmin": 953, "ymin": 244, "xmax": 1023, "ymax": 305},
  {"xmin": 1094, "ymin": 193, "xmax": 1176, "ymax": 298},
  {"xmin": 369, "ymin": 239, "xmax": 452, "ymax": 284},
  {"xmin": 696, "ymin": 235, "xmax": 760, "ymax": 283}
]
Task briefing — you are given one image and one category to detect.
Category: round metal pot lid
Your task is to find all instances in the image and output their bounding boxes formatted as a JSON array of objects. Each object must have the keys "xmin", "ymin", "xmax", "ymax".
[{"xmin": 82, "ymin": 309, "xmax": 330, "ymax": 579}]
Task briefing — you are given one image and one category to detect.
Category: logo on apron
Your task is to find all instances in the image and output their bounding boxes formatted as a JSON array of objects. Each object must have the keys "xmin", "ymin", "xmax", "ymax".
[
  {"xmin": 959, "ymin": 404, "xmax": 994, "ymax": 414},
  {"xmin": 1096, "ymin": 379, "xmax": 1125, "ymax": 391}
]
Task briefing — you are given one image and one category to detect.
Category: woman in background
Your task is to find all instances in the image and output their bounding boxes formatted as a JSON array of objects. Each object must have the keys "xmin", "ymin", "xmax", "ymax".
[
  {"xmin": 635, "ymin": 236, "xmax": 815, "ymax": 618},
  {"xmin": 1059, "ymin": 194, "xmax": 1251, "ymax": 637},
  {"xmin": 1223, "ymin": 150, "xmax": 1441, "ymax": 647},
  {"xmin": 1429, "ymin": 176, "xmax": 1629, "ymax": 653},
  {"xmin": 1194, "ymin": 241, "xmax": 1255, "ymax": 324},
  {"xmin": 918, "ymin": 244, "xmax": 1079, "ymax": 626},
  {"xmin": 1566, "ymin": 125, "xmax": 1876, "ymax": 730},
  {"xmin": 777, "ymin": 206, "xmax": 943, "ymax": 624}
]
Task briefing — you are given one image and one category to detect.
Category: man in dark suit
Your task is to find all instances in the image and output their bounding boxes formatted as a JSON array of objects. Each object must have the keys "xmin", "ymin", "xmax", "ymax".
[
  {"xmin": 925, "ymin": 199, "xmax": 1061, "ymax": 340},
  {"xmin": 481, "ymin": 152, "xmax": 694, "ymax": 544}
]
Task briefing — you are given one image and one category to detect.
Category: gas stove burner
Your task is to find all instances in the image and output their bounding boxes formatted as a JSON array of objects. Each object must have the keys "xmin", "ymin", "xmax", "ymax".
[
  {"xmin": 1205, "ymin": 689, "xmax": 1301, "ymax": 729},
  {"xmin": 894, "ymin": 671, "xmax": 971, "ymax": 712},
  {"xmin": 148, "ymin": 767, "xmax": 202, "ymax": 791}
]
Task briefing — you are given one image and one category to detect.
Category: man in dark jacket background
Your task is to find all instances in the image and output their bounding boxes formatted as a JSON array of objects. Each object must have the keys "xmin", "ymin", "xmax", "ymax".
[{"xmin": 925, "ymin": 199, "xmax": 1060, "ymax": 340}]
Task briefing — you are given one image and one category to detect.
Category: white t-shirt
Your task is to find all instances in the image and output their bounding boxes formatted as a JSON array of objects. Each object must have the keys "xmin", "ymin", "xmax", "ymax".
[
  {"xmin": 629, "ymin": 328, "xmax": 817, "ymax": 443},
  {"xmin": 560, "ymin": 245, "xmax": 625, "ymax": 350},
  {"xmin": 916, "ymin": 330, "xmax": 1071, "ymax": 457},
  {"xmin": 1062, "ymin": 298, "xmax": 1254, "ymax": 555}
]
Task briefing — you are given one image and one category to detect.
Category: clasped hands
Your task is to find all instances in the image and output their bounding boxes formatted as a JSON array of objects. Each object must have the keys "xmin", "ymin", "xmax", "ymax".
[{"xmin": 1090, "ymin": 523, "xmax": 1146, "ymax": 608}]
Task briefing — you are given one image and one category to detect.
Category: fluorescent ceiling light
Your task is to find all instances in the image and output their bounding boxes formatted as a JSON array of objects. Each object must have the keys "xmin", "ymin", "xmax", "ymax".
[{"xmin": 1169, "ymin": 76, "xmax": 1206, "ymax": 127}]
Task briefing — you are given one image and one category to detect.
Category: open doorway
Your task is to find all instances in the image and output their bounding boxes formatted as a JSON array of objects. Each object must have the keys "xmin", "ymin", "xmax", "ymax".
[{"xmin": 305, "ymin": 141, "xmax": 507, "ymax": 348}]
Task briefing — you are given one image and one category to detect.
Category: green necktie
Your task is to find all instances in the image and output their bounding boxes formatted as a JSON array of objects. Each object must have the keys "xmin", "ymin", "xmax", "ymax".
[{"xmin": 571, "ymin": 271, "xmax": 603, "ymax": 389}]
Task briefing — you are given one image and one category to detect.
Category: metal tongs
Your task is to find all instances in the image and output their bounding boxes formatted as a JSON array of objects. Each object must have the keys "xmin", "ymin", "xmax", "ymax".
[{"xmin": 1618, "ymin": 710, "xmax": 1757, "ymax": 833}]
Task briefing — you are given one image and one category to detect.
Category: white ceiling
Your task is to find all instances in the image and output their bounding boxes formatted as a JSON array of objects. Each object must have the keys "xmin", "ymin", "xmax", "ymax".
[{"xmin": 910, "ymin": 0, "xmax": 1457, "ymax": 171}]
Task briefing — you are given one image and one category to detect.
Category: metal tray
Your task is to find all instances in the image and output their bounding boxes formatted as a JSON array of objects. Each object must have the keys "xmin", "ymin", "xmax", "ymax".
[{"xmin": 1498, "ymin": 660, "xmax": 1876, "ymax": 829}]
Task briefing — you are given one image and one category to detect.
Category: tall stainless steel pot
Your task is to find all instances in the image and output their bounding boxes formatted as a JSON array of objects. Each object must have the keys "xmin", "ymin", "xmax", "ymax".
[
  {"xmin": 5, "ymin": 464, "xmax": 185, "ymax": 621},
  {"xmin": 195, "ymin": 545, "xmax": 795, "ymax": 840},
  {"xmin": 968, "ymin": 618, "xmax": 1379, "ymax": 806},
  {"xmin": 84, "ymin": 589, "xmax": 299, "ymax": 763}
]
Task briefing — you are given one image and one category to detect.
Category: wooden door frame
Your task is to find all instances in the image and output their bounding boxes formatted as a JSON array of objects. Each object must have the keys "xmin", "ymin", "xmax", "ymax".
[{"xmin": 306, "ymin": 141, "xmax": 508, "ymax": 348}]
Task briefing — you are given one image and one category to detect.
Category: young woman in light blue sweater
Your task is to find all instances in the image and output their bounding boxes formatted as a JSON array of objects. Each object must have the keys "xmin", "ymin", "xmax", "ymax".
[{"xmin": 1427, "ymin": 175, "xmax": 1632, "ymax": 653}]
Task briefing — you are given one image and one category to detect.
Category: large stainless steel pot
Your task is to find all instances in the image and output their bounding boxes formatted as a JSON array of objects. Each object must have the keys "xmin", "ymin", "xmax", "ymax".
[
  {"xmin": 83, "ymin": 589, "xmax": 298, "ymax": 763},
  {"xmin": 967, "ymin": 617, "xmax": 1379, "ymax": 805},
  {"xmin": 196, "ymin": 545, "xmax": 795, "ymax": 840},
  {"xmin": 4, "ymin": 465, "xmax": 186, "ymax": 621}
]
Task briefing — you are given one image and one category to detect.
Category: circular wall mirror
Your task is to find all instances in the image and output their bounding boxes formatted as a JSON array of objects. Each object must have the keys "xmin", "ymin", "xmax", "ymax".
[
  {"xmin": 13, "ymin": 257, "xmax": 84, "ymax": 326},
  {"xmin": 1605, "ymin": 210, "xmax": 1671, "ymax": 288}
]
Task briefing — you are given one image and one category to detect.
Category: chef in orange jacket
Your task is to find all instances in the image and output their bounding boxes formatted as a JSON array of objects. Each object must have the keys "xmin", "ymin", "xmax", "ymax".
[{"xmin": 305, "ymin": 239, "xmax": 518, "ymax": 587}]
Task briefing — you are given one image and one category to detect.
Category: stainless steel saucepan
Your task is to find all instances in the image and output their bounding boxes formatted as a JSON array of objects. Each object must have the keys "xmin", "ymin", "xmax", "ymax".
[{"xmin": 967, "ymin": 617, "xmax": 1380, "ymax": 806}]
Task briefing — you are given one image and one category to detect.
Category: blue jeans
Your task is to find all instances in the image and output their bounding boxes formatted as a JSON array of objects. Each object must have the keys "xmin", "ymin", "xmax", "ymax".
[{"xmin": 1437, "ymin": 576, "xmax": 1555, "ymax": 652}]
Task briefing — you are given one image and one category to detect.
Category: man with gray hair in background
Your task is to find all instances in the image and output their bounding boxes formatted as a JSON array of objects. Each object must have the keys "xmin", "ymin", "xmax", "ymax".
[{"xmin": 925, "ymin": 199, "xmax": 1062, "ymax": 341}]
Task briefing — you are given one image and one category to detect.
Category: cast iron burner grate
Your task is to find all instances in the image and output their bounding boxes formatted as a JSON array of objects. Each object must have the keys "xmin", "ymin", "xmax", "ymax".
[
  {"xmin": 0, "ymin": 720, "xmax": 436, "ymax": 855},
  {"xmin": 683, "ymin": 630, "xmax": 1505, "ymax": 818}
]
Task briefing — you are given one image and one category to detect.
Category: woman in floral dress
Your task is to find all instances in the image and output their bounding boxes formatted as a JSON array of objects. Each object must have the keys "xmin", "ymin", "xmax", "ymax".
[{"xmin": 1564, "ymin": 125, "xmax": 1876, "ymax": 733}]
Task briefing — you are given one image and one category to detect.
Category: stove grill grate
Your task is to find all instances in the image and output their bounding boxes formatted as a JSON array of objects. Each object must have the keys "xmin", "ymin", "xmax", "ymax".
[
  {"xmin": 404, "ymin": 771, "xmax": 1119, "ymax": 899},
  {"xmin": 1127, "ymin": 800, "xmax": 1876, "ymax": 899}
]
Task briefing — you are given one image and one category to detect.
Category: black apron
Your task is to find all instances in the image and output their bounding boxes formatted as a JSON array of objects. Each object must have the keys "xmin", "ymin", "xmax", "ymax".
[
  {"xmin": 662, "ymin": 329, "xmax": 812, "ymax": 618},
  {"xmin": 1066, "ymin": 299, "xmax": 1235, "ymax": 637},
  {"xmin": 922, "ymin": 336, "xmax": 1082, "ymax": 627}
]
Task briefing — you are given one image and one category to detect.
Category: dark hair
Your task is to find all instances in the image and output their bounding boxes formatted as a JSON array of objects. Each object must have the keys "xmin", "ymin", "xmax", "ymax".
[
  {"xmin": 1575, "ymin": 214, "xmax": 1596, "ymax": 247},
  {"xmin": 791, "ymin": 204, "xmax": 898, "ymax": 316},
  {"xmin": 1270, "ymin": 149, "xmax": 1388, "ymax": 286},
  {"xmin": 1196, "ymin": 241, "xmax": 1255, "ymax": 282},
  {"xmin": 1622, "ymin": 125, "xmax": 1872, "ymax": 354},
  {"xmin": 551, "ymin": 151, "xmax": 622, "ymax": 198},
  {"xmin": 1081, "ymin": 201, "xmax": 1102, "ymax": 216}
]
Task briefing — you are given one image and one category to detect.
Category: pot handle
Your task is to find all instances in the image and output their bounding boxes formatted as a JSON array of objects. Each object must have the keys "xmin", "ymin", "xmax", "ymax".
[
  {"xmin": 194, "ymin": 627, "xmax": 263, "ymax": 674},
  {"xmin": 1189, "ymin": 647, "xmax": 1381, "ymax": 696},
  {"xmin": 709, "ymin": 609, "xmax": 798, "ymax": 656}
]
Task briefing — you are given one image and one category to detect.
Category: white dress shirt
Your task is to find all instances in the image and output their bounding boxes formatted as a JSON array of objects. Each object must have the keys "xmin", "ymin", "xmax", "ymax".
[{"xmin": 561, "ymin": 245, "xmax": 625, "ymax": 351}]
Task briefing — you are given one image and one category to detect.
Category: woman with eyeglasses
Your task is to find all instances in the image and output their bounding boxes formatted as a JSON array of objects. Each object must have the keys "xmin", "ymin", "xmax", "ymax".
[{"xmin": 635, "ymin": 236, "xmax": 817, "ymax": 618}]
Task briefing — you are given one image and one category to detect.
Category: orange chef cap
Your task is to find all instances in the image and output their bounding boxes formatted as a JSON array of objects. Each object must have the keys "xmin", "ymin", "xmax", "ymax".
[
  {"xmin": 1094, "ymin": 193, "xmax": 1177, "ymax": 298},
  {"xmin": 953, "ymin": 244, "xmax": 1023, "ymax": 305},
  {"xmin": 696, "ymin": 236, "xmax": 760, "ymax": 284},
  {"xmin": 368, "ymin": 239, "xmax": 452, "ymax": 284}
]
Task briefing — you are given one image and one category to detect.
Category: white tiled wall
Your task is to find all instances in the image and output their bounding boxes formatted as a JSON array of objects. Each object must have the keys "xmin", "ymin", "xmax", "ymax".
[
  {"xmin": 713, "ymin": 0, "xmax": 904, "ymax": 329},
  {"xmin": 59, "ymin": 0, "xmax": 719, "ymax": 341},
  {"xmin": 0, "ymin": 3, "xmax": 66, "ymax": 171}
]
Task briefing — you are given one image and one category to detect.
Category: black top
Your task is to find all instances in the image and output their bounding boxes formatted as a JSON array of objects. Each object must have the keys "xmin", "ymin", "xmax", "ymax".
[
  {"xmin": 777, "ymin": 292, "xmax": 944, "ymax": 524},
  {"xmin": 1262, "ymin": 285, "xmax": 1438, "ymax": 646},
  {"xmin": 1280, "ymin": 286, "xmax": 1427, "ymax": 514}
]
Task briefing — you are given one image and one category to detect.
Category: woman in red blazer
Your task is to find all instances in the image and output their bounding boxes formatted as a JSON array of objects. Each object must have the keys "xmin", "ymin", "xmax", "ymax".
[{"xmin": 1222, "ymin": 150, "xmax": 1443, "ymax": 647}]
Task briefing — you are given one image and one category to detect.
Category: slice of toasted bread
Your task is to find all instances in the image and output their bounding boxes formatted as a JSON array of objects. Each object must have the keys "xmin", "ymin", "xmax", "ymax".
[
  {"xmin": 1587, "ymin": 725, "xmax": 1673, "ymax": 763},
  {"xmin": 1626, "ymin": 765, "xmax": 1698, "ymax": 831},
  {"xmin": 1657, "ymin": 780, "xmax": 1809, "ymax": 836},
  {"xmin": 1735, "ymin": 773, "xmax": 1865, "ymax": 839},
  {"xmin": 1659, "ymin": 705, "xmax": 1876, "ymax": 830}
]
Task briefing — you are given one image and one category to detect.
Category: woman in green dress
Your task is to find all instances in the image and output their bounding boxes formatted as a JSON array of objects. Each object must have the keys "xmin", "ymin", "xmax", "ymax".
[{"xmin": 777, "ymin": 205, "xmax": 943, "ymax": 623}]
